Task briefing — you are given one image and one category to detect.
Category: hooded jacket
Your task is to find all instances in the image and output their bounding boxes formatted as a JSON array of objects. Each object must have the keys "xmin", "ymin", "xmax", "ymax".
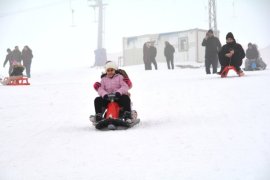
[
  {"xmin": 98, "ymin": 73, "xmax": 129, "ymax": 98},
  {"xmin": 218, "ymin": 33, "xmax": 245, "ymax": 66}
]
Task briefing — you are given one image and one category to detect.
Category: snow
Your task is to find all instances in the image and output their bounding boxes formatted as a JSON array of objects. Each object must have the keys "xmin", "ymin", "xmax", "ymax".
[{"xmin": 1, "ymin": 64, "xmax": 270, "ymax": 180}]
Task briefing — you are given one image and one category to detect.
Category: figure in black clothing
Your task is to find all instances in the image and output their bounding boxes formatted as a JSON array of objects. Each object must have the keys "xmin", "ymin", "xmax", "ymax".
[
  {"xmin": 11, "ymin": 46, "xmax": 22, "ymax": 64},
  {"xmin": 218, "ymin": 32, "xmax": 245, "ymax": 76},
  {"xmin": 22, "ymin": 45, "xmax": 33, "ymax": 78},
  {"xmin": 164, "ymin": 41, "xmax": 175, "ymax": 70},
  {"xmin": 149, "ymin": 41, "xmax": 158, "ymax": 70},
  {"xmin": 143, "ymin": 42, "xmax": 151, "ymax": 70},
  {"xmin": 202, "ymin": 29, "xmax": 221, "ymax": 74},
  {"xmin": 3, "ymin": 48, "xmax": 13, "ymax": 75}
]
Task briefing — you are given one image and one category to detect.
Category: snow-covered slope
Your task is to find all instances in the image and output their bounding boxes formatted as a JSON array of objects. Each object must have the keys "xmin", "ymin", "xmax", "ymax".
[{"xmin": 1, "ymin": 64, "xmax": 270, "ymax": 180}]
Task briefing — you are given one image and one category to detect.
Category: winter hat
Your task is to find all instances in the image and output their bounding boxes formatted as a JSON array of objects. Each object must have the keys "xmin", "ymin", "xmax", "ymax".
[
  {"xmin": 208, "ymin": 29, "xmax": 213, "ymax": 34},
  {"xmin": 226, "ymin": 32, "xmax": 235, "ymax": 40},
  {"xmin": 104, "ymin": 61, "xmax": 118, "ymax": 71}
]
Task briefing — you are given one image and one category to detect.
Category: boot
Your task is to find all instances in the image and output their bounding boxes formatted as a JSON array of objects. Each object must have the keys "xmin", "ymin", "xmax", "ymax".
[
  {"xmin": 95, "ymin": 113, "xmax": 103, "ymax": 122},
  {"xmin": 123, "ymin": 111, "xmax": 132, "ymax": 123}
]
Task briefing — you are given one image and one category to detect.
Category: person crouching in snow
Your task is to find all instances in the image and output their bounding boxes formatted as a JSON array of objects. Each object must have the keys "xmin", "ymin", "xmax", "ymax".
[
  {"xmin": 94, "ymin": 61, "xmax": 131, "ymax": 122},
  {"xmin": 1, "ymin": 62, "xmax": 25, "ymax": 85},
  {"xmin": 218, "ymin": 32, "xmax": 245, "ymax": 76}
]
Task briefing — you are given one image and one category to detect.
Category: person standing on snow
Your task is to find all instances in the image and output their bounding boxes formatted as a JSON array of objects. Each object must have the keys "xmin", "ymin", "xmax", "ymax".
[
  {"xmin": 22, "ymin": 45, "xmax": 33, "ymax": 78},
  {"xmin": 164, "ymin": 41, "xmax": 175, "ymax": 70},
  {"xmin": 149, "ymin": 41, "xmax": 158, "ymax": 70},
  {"xmin": 218, "ymin": 32, "xmax": 245, "ymax": 76},
  {"xmin": 143, "ymin": 42, "xmax": 151, "ymax": 70},
  {"xmin": 3, "ymin": 48, "xmax": 13, "ymax": 75},
  {"xmin": 202, "ymin": 29, "xmax": 221, "ymax": 74},
  {"xmin": 11, "ymin": 46, "xmax": 22, "ymax": 64}
]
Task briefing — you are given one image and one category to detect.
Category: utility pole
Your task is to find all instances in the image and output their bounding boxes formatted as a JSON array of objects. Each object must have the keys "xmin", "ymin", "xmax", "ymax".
[
  {"xmin": 208, "ymin": 0, "xmax": 217, "ymax": 35},
  {"xmin": 69, "ymin": 0, "xmax": 75, "ymax": 27},
  {"xmin": 89, "ymin": 0, "xmax": 107, "ymax": 66}
]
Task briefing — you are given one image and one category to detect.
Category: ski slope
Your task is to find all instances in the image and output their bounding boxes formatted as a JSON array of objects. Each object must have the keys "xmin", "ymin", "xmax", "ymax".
[{"xmin": 1, "ymin": 64, "xmax": 270, "ymax": 180}]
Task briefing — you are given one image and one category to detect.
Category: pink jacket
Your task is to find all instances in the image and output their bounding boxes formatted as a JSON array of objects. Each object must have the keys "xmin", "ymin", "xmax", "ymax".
[{"xmin": 98, "ymin": 74, "xmax": 129, "ymax": 97}]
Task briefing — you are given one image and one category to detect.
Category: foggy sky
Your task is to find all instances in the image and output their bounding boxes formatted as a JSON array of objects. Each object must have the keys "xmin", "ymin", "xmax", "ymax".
[{"xmin": 0, "ymin": 0, "xmax": 270, "ymax": 69}]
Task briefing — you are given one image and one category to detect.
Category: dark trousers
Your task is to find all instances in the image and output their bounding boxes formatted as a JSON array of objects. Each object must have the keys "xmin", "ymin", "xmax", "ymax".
[
  {"xmin": 166, "ymin": 57, "xmax": 174, "ymax": 69},
  {"xmin": 8, "ymin": 63, "xmax": 13, "ymax": 76},
  {"xmin": 23, "ymin": 60, "xmax": 32, "ymax": 78},
  {"xmin": 94, "ymin": 95, "xmax": 131, "ymax": 114},
  {"xmin": 205, "ymin": 58, "xmax": 218, "ymax": 74},
  {"xmin": 219, "ymin": 58, "xmax": 243, "ymax": 71},
  {"xmin": 150, "ymin": 58, "xmax": 158, "ymax": 70}
]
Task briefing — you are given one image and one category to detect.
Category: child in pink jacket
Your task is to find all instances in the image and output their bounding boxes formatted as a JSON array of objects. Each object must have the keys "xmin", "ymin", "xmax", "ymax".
[{"xmin": 94, "ymin": 61, "xmax": 131, "ymax": 122}]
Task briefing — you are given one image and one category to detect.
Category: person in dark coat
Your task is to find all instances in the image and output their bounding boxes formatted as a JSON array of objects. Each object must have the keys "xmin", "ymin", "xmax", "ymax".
[
  {"xmin": 218, "ymin": 32, "xmax": 245, "ymax": 76},
  {"xmin": 246, "ymin": 43, "xmax": 258, "ymax": 60},
  {"xmin": 244, "ymin": 43, "xmax": 259, "ymax": 70},
  {"xmin": 164, "ymin": 41, "xmax": 175, "ymax": 69},
  {"xmin": 22, "ymin": 45, "xmax": 33, "ymax": 78},
  {"xmin": 11, "ymin": 46, "xmax": 22, "ymax": 64},
  {"xmin": 143, "ymin": 42, "xmax": 151, "ymax": 70},
  {"xmin": 3, "ymin": 48, "xmax": 13, "ymax": 75},
  {"xmin": 149, "ymin": 41, "xmax": 158, "ymax": 70},
  {"xmin": 202, "ymin": 29, "xmax": 221, "ymax": 74}
]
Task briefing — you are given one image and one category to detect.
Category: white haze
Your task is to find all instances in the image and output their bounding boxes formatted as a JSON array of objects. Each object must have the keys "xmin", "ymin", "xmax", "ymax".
[{"xmin": 0, "ymin": 0, "xmax": 270, "ymax": 72}]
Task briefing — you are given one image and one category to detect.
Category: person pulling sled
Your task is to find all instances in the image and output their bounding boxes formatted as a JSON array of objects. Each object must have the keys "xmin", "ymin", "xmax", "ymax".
[
  {"xmin": 218, "ymin": 32, "xmax": 245, "ymax": 77},
  {"xmin": 90, "ymin": 61, "xmax": 139, "ymax": 130}
]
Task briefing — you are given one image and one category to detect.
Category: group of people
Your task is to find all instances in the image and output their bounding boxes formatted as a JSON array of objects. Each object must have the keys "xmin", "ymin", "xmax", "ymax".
[
  {"xmin": 202, "ymin": 30, "xmax": 267, "ymax": 75},
  {"xmin": 244, "ymin": 43, "xmax": 267, "ymax": 71},
  {"xmin": 3, "ymin": 45, "xmax": 33, "ymax": 78},
  {"xmin": 143, "ymin": 41, "xmax": 176, "ymax": 70}
]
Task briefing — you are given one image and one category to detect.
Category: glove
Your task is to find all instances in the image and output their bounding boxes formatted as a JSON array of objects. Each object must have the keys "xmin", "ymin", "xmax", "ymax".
[
  {"xmin": 115, "ymin": 92, "xmax": 121, "ymax": 98},
  {"xmin": 123, "ymin": 77, "xmax": 132, "ymax": 88},
  {"xmin": 93, "ymin": 82, "xmax": 101, "ymax": 91},
  {"xmin": 103, "ymin": 94, "xmax": 109, "ymax": 100}
]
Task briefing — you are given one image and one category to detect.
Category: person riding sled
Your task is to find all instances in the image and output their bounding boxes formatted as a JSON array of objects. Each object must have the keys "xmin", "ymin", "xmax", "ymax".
[
  {"xmin": 218, "ymin": 32, "xmax": 245, "ymax": 76},
  {"xmin": 93, "ymin": 61, "xmax": 132, "ymax": 94},
  {"xmin": 93, "ymin": 61, "xmax": 132, "ymax": 124},
  {"xmin": 1, "ymin": 61, "xmax": 25, "ymax": 85}
]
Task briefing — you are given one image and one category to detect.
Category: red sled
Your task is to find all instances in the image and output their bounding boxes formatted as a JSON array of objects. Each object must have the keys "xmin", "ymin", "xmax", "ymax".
[
  {"xmin": 7, "ymin": 77, "xmax": 30, "ymax": 85},
  {"xmin": 91, "ymin": 93, "xmax": 140, "ymax": 130},
  {"xmin": 220, "ymin": 66, "xmax": 244, "ymax": 78},
  {"xmin": 95, "ymin": 94, "xmax": 131, "ymax": 130}
]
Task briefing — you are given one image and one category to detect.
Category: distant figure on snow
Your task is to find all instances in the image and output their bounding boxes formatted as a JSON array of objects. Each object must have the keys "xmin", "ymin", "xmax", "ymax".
[
  {"xmin": 3, "ymin": 48, "xmax": 13, "ymax": 75},
  {"xmin": 164, "ymin": 41, "xmax": 175, "ymax": 70},
  {"xmin": 143, "ymin": 42, "xmax": 151, "ymax": 70},
  {"xmin": 149, "ymin": 41, "xmax": 158, "ymax": 70},
  {"xmin": 22, "ymin": 45, "xmax": 33, "ymax": 78},
  {"xmin": 202, "ymin": 29, "xmax": 221, "ymax": 74},
  {"xmin": 244, "ymin": 43, "xmax": 267, "ymax": 71},
  {"xmin": 11, "ymin": 46, "xmax": 22, "ymax": 64}
]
